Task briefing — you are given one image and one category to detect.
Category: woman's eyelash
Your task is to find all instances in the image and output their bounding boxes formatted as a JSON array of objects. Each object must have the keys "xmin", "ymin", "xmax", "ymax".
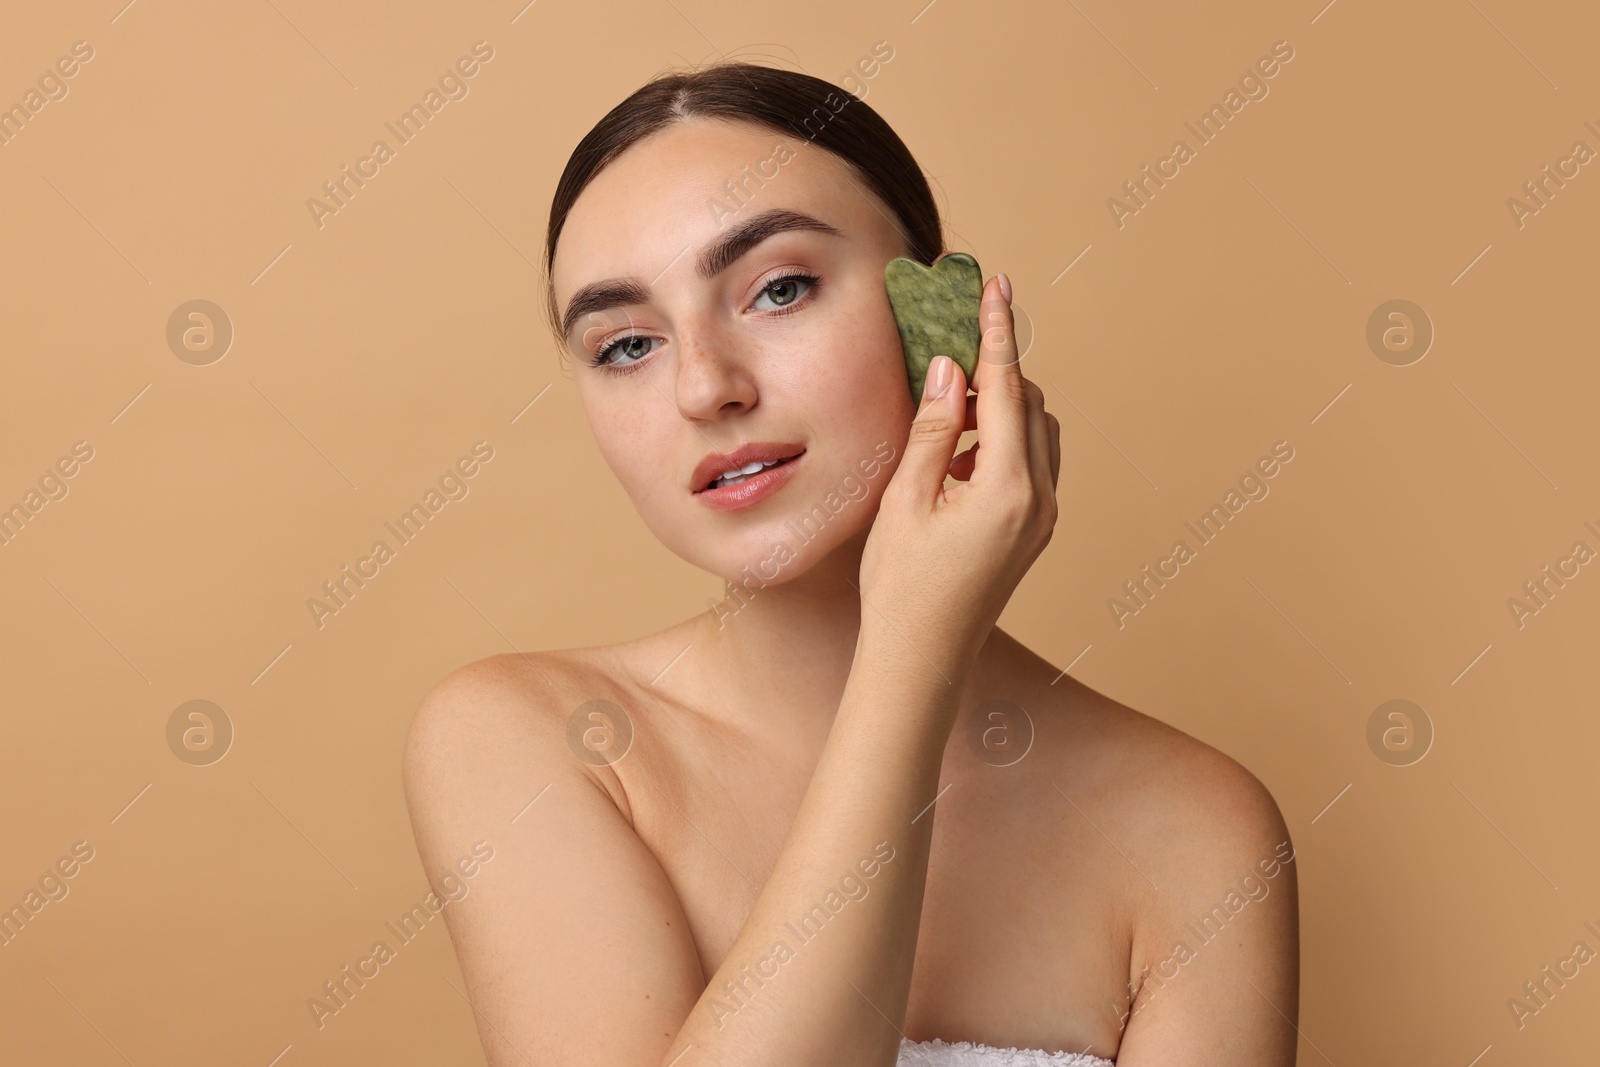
[
  {"xmin": 588, "ymin": 334, "xmax": 657, "ymax": 374},
  {"xmin": 753, "ymin": 271, "xmax": 821, "ymax": 313},
  {"xmin": 589, "ymin": 272, "xmax": 822, "ymax": 375}
]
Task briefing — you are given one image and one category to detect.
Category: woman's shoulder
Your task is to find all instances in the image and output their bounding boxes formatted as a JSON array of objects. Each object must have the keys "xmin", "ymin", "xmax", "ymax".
[
  {"xmin": 406, "ymin": 621, "xmax": 678, "ymax": 732},
  {"xmin": 401, "ymin": 643, "xmax": 646, "ymax": 823},
  {"xmin": 993, "ymin": 635, "xmax": 1296, "ymax": 1000},
  {"xmin": 993, "ymin": 639, "xmax": 1298, "ymax": 1039},
  {"xmin": 992, "ymin": 629, "xmax": 1292, "ymax": 870},
  {"xmin": 406, "ymin": 648, "xmax": 603, "ymax": 737}
]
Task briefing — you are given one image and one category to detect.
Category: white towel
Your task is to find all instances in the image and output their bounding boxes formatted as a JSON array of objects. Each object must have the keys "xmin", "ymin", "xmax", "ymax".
[{"xmin": 897, "ymin": 1037, "xmax": 1115, "ymax": 1066}]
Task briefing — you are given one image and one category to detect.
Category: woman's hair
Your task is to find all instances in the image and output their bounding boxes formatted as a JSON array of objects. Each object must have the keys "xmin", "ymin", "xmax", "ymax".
[{"xmin": 541, "ymin": 61, "xmax": 944, "ymax": 348}]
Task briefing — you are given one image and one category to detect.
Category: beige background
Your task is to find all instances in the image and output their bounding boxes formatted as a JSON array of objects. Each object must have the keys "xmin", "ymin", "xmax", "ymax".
[{"xmin": 2, "ymin": 0, "xmax": 1596, "ymax": 1063}]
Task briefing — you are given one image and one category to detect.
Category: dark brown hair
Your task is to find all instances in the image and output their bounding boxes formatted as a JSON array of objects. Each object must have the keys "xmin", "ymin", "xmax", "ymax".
[{"xmin": 541, "ymin": 61, "xmax": 944, "ymax": 348}]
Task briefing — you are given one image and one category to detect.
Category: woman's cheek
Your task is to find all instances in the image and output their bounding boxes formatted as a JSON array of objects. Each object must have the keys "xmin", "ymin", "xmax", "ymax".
[
  {"xmin": 814, "ymin": 315, "xmax": 902, "ymax": 398},
  {"xmin": 829, "ymin": 342, "xmax": 916, "ymax": 441},
  {"xmin": 590, "ymin": 422, "xmax": 670, "ymax": 514}
]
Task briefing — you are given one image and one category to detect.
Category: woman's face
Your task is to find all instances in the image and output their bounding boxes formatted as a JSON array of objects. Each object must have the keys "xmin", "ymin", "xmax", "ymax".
[{"xmin": 551, "ymin": 116, "xmax": 921, "ymax": 584}]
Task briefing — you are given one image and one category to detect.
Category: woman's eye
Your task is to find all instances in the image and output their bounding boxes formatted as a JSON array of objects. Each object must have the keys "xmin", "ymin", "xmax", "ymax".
[
  {"xmin": 751, "ymin": 273, "xmax": 817, "ymax": 312},
  {"xmin": 592, "ymin": 334, "xmax": 658, "ymax": 369},
  {"xmin": 590, "ymin": 273, "xmax": 819, "ymax": 374}
]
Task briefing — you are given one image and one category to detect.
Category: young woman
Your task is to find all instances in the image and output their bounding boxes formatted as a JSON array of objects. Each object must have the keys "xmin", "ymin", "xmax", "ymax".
[{"xmin": 403, "ymin": 63, "xmax": 1298, "ymax": 1067}]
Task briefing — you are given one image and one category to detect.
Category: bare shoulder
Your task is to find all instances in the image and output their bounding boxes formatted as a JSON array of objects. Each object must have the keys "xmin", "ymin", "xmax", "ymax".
[
  {"xmin": 994, "ymin": 628, "xmax": 1297, "ymax": 949},
  {"xmin": 1088, "ymin": 679, "xmax": 1299, "ymax": 1061},
  {"xmin": 1060, "ymin": 673, "xmax": 1293, "ymax": 871},
  {"xmin": 402, "ymin": 648, "xmax": 637, "ymax": 825},
  {"xmin": 399, "ymin": 647, "xmax": 707, "ymax": 1067},
  {"xmin": 405, "ymin": 651, "xmax": 570, "ymax": 761},
  {"xmin": 994, "ymin": 628, "xmax": 1292, "ymax": 854},
  {"xmin": 997, "ymin": 635, "xmax": 1298, "ymax": 1059}
]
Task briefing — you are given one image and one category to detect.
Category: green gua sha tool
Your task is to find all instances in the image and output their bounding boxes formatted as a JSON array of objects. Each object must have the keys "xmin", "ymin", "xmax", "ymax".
[{"xmin": 884, "ymin": 252, "xmax": 983, "ymax": 405}]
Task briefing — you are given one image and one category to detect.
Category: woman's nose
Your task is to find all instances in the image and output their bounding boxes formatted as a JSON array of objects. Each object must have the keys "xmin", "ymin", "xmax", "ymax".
[{"xmin": 671, "ymin": 329, "xmax": 758, "ymax": 420}]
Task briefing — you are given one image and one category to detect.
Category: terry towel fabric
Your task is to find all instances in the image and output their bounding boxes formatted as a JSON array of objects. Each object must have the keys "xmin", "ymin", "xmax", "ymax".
[{"xmin": 897, "ymin": 1037, "xmax": 1115, "ymax": 1066}]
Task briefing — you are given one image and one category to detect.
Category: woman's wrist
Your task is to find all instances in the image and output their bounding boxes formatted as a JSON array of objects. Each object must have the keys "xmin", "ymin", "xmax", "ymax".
[{"xmin": 852, "ymin": 614, "xmax": 971, "ymax": 714}]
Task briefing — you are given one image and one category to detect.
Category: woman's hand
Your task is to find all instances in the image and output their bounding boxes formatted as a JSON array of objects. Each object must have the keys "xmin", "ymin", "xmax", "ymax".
[{"xmin": 859, "ymin": 271, "xmax": 1061, "ymax": 677}]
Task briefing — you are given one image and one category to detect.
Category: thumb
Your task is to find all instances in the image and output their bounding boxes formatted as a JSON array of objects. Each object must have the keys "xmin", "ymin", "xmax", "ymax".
[{"xmin": 898, "ymin": 355, "xmax": 966, "ymax": 497}]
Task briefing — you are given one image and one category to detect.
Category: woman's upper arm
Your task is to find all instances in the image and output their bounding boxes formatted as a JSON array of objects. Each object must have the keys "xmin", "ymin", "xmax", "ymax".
[
  {"xmin": 1114, "ymin": 756, "xmax": 1301, "ymax": 1067},
  {"xmin": 402, "ymin": 658, "xmax": 706, "ymax": 1067}
]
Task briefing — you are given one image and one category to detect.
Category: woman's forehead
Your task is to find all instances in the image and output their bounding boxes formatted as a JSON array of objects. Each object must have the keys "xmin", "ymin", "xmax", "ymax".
[{"xmin": 552, "ymin": 119, "xmax": 878, "ymax": 295}]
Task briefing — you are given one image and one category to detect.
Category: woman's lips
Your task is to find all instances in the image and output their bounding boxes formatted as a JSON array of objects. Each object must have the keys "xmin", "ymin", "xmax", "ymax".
[{"xmin": 694, "ymin": 452, "xmax": 804, "ymax": 512}]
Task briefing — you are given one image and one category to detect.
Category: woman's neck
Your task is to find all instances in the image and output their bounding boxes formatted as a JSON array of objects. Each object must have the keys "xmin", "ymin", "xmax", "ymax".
[
  {"xmin": 643, "ymin": 526, "xmax": 1008, "ymax": 752},
  {"xmin": 691, "ymin": 528, "xmax": 872, "ymax": 719}
]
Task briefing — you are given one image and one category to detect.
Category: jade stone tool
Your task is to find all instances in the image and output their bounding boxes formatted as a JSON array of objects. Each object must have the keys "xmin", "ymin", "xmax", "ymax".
[{"xmin": 884, "ymin": 252, "xmax": 983, "ymax": 404}]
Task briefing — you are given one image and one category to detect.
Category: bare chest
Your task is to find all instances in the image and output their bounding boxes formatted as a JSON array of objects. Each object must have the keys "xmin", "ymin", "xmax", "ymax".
[{"xmin": 614, "ymin": 727, "xmax": 1135, "ymax": 1057}]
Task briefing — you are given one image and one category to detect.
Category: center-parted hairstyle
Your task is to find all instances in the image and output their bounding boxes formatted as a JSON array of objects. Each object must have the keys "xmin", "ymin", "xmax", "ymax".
[{"xmin": 541, "ymin": 62, "xmax": 945, "ymax": 351}]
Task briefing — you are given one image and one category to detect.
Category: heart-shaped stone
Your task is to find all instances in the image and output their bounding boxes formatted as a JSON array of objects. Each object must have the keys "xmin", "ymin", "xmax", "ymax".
[{"xmin": 884, "ymin": 252, "xmax": 983, "ymax": 404}]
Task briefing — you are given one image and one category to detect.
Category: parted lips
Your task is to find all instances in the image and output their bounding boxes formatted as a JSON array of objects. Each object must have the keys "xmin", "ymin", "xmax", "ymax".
[{"xmin": 884, "ymin": 252, "xmax": 983, "ymax": 405}]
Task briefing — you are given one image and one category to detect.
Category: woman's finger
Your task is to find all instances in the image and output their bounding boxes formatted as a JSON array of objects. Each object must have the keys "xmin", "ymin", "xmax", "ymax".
[
  {"xmin": 889, "ymin": 355, "xmax": 971, "ymax": 512},
  {"xmin": 1046, "ymin": 412, "xmax": 1060, "ymax": 492},
  {"xmin": 1023, "ymin": 379, "xmax": 1053, "ymax": 502},
  {"xmin": 967, "ymin": 274, "xmax": 1028, "ymax": 481}
]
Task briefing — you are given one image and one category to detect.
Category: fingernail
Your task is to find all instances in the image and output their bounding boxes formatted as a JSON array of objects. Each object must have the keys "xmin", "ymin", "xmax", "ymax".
[
  {"xmin": 926, "ymin": 356, "xmax": 952, "ymax": 400},
  {"xmin": 996, "ymin": 273, "xmax": 1013, "ymax": 304}
]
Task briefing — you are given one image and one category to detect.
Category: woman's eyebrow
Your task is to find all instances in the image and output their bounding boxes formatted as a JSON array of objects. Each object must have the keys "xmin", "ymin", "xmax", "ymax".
[{"xmin": 561, "ymin": 208, "xmax": 843, "ymax": 341}]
